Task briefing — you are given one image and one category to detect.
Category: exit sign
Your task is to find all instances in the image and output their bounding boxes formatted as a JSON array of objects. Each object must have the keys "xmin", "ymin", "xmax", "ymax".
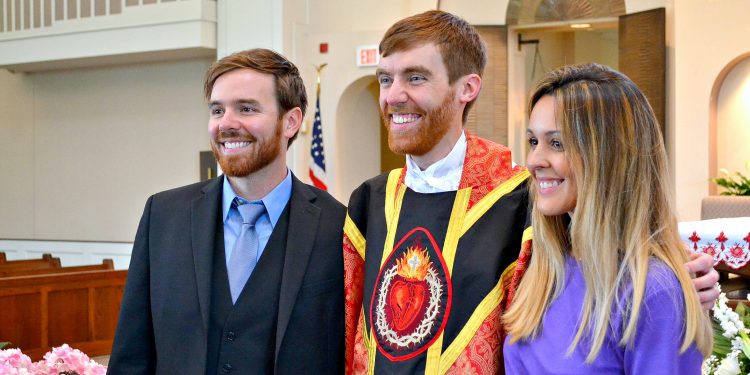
[{"xmin": 357, "ymin": 45, "xmax": 380, "ymax": 67}]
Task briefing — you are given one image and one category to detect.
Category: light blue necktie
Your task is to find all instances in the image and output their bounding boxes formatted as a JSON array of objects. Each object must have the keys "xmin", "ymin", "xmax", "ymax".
[{"xmin": 227, "ymin": 201, "xmax": 266, "ymax": 304}]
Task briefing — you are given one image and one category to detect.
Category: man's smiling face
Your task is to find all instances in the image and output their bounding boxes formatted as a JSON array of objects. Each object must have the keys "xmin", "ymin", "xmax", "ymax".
[
  {"xmin": 376, "ymin": 43, "xmax": 460, "ymax": 157},
  {"xmin": 208, "ymin": 68, "xmax": 283, "ymax": 177}
]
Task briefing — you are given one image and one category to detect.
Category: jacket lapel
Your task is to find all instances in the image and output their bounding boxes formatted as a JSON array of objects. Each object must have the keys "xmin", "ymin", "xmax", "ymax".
[
  {"xmin": 191, "ymin": 176, "xmax": 223, "ymax": 332},
  {"xmin": 275, "ymin": 175, "xmax": 321, "ymax": 361}
]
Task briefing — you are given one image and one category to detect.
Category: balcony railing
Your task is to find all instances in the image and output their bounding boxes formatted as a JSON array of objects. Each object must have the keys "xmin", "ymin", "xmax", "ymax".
[{"xmin": 0, "ymin": 0, "xmax": 217, "ymax": 71}]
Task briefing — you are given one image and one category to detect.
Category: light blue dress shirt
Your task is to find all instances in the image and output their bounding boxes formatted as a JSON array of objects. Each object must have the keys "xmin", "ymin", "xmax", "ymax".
[{"xmin": 221, "ymin": 171, "xmax": 293, "ymax": 268}]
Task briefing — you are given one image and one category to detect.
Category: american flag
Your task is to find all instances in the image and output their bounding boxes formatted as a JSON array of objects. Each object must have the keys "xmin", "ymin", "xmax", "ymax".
[{"xmin": 309, "ymin": 96, "xmax": 327, "ymax": 191}]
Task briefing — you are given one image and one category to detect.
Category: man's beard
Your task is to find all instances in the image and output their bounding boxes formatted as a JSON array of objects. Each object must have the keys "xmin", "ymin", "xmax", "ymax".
[
  {"xmin": 381, "ymin": 91, "xmax": 456, "ymax": 156},
  {"xmin": 210, "ymin": 120, "xmax": 283, "ymax": 177}
]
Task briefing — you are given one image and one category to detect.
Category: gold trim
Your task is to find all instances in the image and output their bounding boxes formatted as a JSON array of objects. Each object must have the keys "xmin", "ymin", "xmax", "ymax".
[
  {"xmin": 360, "ymin": 307, "xmax": 370, "ymax": 345},
  {"xmin": 522, "ymin": 226, "xmax": 533, "ymax": 244},
  {"xmin": 424, "ymin": 335, "xmax": 445, "ymax": 373},
  {"xmin": 438, "ymin": 260, "xmax": 519, "ymax": 373},
  {"xmin": 461, "ymin": 170, "xmax": 530, "ymax": 236},
  {"xmin": 368, "ymin": 169, "xmax": 403, "ymax": 373},
  {"xmin": 384, "ymin": 169, "xmax": 403, "ymax": 227},
  {"xmin": 425, "ymin": 188, "xmax": 471, "ymax": 371},
  {"xmin": 360, "ymin": 309, "xmax": 374, "ymax": 374},
  {"xmin": 367, "ymin": 327, "xmax": 377, "ymax": 374},
  {"xmin": 344, "ymin": 214, "xmax": 366, "ymax": 259},
  {"xmin": 441, "ymin": 188, "xmax": 471, "ymax": 270},
  {"xmin": 381, "ymin": 175, "xmax": 406, "ymax": 267}
]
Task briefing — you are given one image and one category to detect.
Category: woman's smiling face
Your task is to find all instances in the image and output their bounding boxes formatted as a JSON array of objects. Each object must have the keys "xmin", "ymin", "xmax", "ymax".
[{"xmin": 526, "ymin": 95, "xmax": 577, "ymax": 216}]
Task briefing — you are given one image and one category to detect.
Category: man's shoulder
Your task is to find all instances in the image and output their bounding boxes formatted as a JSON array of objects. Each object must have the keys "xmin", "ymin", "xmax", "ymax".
[
  {"xmin": 347, "ymin": 171, "xmax": 393, "ymax": 204},
  {"xmin": 465, "ymin": 132, "xmax": 513, "ymax": 157},
  {"xmin": 363, "ymin": 171, "xmax": 392, "ymax": 189},
  {"xmin": 292, "ymin": 176, "xmax": 345, "ymax": 212},
  {"xmin": 151, "ymin": 178, "xmax": 219, "ymax": 201}
]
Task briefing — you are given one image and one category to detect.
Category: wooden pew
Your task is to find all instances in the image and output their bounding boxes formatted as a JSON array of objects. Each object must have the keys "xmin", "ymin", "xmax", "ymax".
[
  {"xmin": 0, "ymin": 269, "xmax": 127, "ymax": 361},
  {"xmin": 0, "ymin": 252, "xmax": 54, "ymax": 264},
  {"xmin": 0, "ymin": 253, "xmax": 61, "ymax": 272},
  {"xmin": 0, "ymin": 259, "xmax": 114, "ymax": 278}
]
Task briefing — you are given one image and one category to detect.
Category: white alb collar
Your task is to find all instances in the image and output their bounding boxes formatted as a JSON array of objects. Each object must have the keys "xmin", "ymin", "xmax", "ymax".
[{"xmin": 404, "ymin": 131, "xmax": 466, "ymax": 193}]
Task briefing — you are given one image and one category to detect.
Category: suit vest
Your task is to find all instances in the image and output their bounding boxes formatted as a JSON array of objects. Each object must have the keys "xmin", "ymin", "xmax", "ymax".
[{"xmin": 206, "ymin": 205, "xmax": 291, "ymax": 375}]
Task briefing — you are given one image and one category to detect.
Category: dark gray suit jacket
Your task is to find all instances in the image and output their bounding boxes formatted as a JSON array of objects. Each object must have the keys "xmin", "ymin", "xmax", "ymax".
[{"xmin": 107, "ymin": 174, "xmax": 345, "ymax": 374}]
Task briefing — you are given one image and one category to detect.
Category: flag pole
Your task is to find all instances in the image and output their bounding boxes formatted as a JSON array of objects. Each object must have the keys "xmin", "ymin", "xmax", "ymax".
[
  {"xmin": 301, "ymin": 63, "xmax": 328, "ymax": 135},
  {"xmin": 315, "ymin": 63, "xmax": 328, "ymax": 97},
  {"xmin": 308, "ymin": 63, "xmax": 329, "ymax": 191}
]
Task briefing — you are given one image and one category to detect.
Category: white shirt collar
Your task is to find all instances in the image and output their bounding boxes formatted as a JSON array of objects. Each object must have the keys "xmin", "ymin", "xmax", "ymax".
[{"xmin": 404, "ymin": 131, "xmax": 466, "ymax": 193}]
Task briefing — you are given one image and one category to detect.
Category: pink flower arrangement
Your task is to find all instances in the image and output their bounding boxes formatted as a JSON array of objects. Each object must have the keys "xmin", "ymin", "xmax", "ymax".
[
  {"xmin": 0, "ymin": 344, "xmax": 106, "ymax": 375},
  {"xmin": 0, "ymin": 348, "xmax": 34, "ymax": 374}
]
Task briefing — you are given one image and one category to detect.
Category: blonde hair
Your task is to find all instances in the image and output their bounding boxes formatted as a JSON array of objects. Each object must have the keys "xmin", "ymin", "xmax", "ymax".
[{"xmin": 503, "ymin": 63, "xmax": 712, "ymax": 361}]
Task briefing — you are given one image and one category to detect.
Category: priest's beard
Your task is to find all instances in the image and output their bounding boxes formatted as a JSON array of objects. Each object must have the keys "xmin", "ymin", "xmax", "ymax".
[
  {"xmin": 382, "ymin": 91, "xmax": 456, "ymax": 156},
  {"xmin": 210, "ymin": 120, "xmax": 283, "ymax": 177}
]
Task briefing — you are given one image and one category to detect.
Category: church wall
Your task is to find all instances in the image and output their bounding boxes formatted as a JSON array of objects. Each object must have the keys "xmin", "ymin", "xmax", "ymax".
[
  {"xmin": 0, "ymin": 59, "xmax": 211, "ymax": 242},
  {"xmin": 0, "ymin": 69, "xmax": 35, "ymax": 239}
]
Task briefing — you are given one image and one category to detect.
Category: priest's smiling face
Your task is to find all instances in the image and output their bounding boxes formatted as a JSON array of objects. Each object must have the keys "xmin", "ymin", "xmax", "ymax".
[
  {"xmin": 375, "ymin": 43, "xmax": 462, "ymax": 162},
  {"xmin": 208, "ymin": 68, "xmax": 284, "ymax": 177}
]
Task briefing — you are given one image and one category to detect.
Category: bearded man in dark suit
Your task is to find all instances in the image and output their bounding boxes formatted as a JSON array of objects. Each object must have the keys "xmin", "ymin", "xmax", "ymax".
[{"xmin": 108, "ymin": 48, "xmax": 345, "ymax": 375}]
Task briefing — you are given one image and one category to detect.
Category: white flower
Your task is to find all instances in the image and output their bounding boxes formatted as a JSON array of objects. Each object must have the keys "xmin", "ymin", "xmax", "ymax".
[
  {"xmin": 715, "ymin": 352, "xmax": 741, "ymax": 375},
  {"xmin": 713, "ymin": 292, "xmax": 749, "ymax": 339},
  {"xmin": 703, "ymin": 355, "xmax": 719, "ymax": 375},
  {"xmin": 732, "ymin": 336, "xmax": 745, "ymax": 352}
]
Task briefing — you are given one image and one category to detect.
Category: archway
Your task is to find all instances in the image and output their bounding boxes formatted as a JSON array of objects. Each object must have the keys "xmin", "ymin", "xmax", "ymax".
[
  {"xmin": 336, "ymin": 76, "xmax": 404, "ymax": 200},
  {"xmin": 708, "ymin": 52, "xmax": 750, "ymax": 194}
]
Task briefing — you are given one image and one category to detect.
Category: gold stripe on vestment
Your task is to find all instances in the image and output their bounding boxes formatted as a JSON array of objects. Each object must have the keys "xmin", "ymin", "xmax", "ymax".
[
  {"xmin": 461, "ymin": 170, "xmax": 530, "ymax": 236},
  {"xmin": 344, "ymin": 214, "xmax": 366, "ymax": 259},
  {"xmin": 438, "ymin": 258, "xmax": 518, "ymax": 374},
  {"xmin": 425, "ymin": 187, "xmax": 471, "ymax": 373},
  {"xmin": 384, "ymin": 168, "xmax": 403, "ymax": 229}
]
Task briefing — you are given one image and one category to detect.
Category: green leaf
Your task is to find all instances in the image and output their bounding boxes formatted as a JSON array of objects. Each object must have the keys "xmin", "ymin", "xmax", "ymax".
[
  {"xmin": 712, "ymin": 163, "xmax": 750, "ymax": 195},
  {"xmin": 0, "ymin": 341, "xmax": 9, "ymax": 349},
  {"xmin": 737, "ymin": 302, "xmax": 747, "ymax": 316},
  {"xmin": 741, "ymin": 331, "xmax": 750, "ymax": 359}
]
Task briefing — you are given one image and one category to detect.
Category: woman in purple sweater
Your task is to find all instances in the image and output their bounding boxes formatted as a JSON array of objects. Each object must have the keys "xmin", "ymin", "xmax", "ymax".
[{"xmin": 503, "ymin": 63, "xmax": 713, "ymax": 374}]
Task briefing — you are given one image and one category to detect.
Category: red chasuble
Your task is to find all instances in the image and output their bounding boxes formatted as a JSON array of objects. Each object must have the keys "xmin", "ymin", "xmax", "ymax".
[{"xmin": 344, "ymin": 132, "xmax": 533, "ymax": 374}]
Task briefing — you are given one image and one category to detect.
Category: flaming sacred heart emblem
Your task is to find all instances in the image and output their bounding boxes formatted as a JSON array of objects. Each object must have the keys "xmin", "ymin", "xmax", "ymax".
[
  {"xmin": 372, "ymin": 227, "xmax": 449, "ymax": 357},
  {"xmin": 388, "ymin": 247, "xmax": 431, "ymax": 332}
]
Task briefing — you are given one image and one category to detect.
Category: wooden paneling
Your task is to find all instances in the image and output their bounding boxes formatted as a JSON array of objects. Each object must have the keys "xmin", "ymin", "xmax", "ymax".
[
  {"xmin": 93, "ymin": 285, "xmax": 123, "ymax": 340},
  {"xmin": 0, "ymin": 293, "xmax": 42, "ymax": 349},
  {"xmin": 619, "ymin": 8, "xmax": 666, "ymax": 137},
  {"xmin": 48, "ymin": 288, "xmax": 89, "ymax": 346},
  {"xmin": 467, "ymin": 26, "xmax": 508, "ymax": 146},
  {"xmin": 0, "ymin": 270, "xmax": 127, "ymax": 360}
]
